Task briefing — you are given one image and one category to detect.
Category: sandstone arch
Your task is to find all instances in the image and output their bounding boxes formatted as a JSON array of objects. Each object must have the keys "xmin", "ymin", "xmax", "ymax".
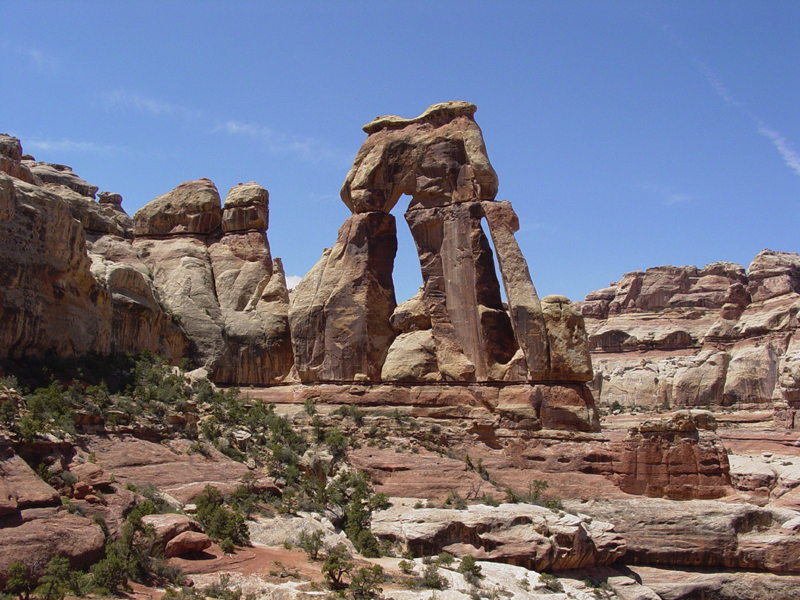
[{"xmin": 289, "ymin": 102, "xmax": 592, "ymax": 385}]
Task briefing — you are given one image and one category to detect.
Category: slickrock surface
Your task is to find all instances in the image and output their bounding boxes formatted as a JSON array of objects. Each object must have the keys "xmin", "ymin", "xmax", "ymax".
[
  {"xmin": 0, "ymin": 447, "xmax": 106, "ymax": 586},
  {"xmin": 372, "ymin": 500, "xmax": 626, "ymax": 571},
  {"xmin": 84, "ymin": 435, "xmax": 249, "ymax": 504},
  {"xmin": 564, "ymin": 497, "xmax": 800, "ymax": 572}
]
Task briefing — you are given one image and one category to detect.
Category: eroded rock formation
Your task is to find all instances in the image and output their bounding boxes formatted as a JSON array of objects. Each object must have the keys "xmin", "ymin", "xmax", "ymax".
[
  {"xmin": 0, "ymin": 134, "xmax": 292, "ymax": 383},
  {"xmin": 131, "ymin": 179, "xmax": 292, "ymax": 383},
  {"xmin": 4, "ymin": 101, "xmax": 597, "ymax": 431},
  {"xmin": 290, "ymin": 102, "xmax": 595, "ymax": 407},
  {"xmin": 581, "ymin": 250, "xmax": 800, "ymax": 423},
  {"xmin": 371, "ymin": 502, "xmax": 626, "ymax": 572}
]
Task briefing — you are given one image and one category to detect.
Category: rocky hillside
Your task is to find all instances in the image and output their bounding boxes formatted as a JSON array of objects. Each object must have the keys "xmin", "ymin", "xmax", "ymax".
[
  {"xmin": 0, "ymin": 134, "xmax": 292, "ymax": 385},
  {"xmin": 579, "ymin": 251, "xmax": 800, "ymax": 426}
]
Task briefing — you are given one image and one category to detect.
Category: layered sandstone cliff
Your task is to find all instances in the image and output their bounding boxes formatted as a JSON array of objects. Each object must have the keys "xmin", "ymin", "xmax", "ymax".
[{"xmin": 579, "ymin": 251, "xmax": 800, "ymax": 426}]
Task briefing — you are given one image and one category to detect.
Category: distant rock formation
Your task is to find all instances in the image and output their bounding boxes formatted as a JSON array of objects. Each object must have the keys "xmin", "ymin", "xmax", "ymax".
[{"xmin": 579, "ymin": 250, "xmax": 800, "ymax": 426}]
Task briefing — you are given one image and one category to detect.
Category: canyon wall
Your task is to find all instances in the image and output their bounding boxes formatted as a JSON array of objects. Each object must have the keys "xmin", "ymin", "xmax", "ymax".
[{"xmin": 578, "ymin": 252, "xmax": 800, "ymax": 426}]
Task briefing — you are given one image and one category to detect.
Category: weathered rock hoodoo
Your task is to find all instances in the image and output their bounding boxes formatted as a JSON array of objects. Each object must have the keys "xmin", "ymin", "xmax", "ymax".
[
  {"xmin": 132, "ymin": 179, "xmax": 293, "ymax": 384},
  {"xmin": 0, "ymin": 133, "xmax": 292, "ymax": 384},
  {"xmin": 289, "ymin": 101, "xmax": 597, "ymax": 429},
  {"xmin": 579, "ymin": 251, "xmax": 800, "ymax": 426}
]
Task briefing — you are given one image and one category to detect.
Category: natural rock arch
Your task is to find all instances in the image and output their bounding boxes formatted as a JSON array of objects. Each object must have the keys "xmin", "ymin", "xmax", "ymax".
[{"xmin": 289, "ymin": 102, "xmax": 592, "ymax": 385}]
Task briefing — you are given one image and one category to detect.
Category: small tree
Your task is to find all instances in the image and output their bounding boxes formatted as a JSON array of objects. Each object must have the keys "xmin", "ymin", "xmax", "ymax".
[
  {"xmin": 421, "ymin": 563, "xmax": 447, "ymax": 590},
  {"xmin": 298, "ymin": 530, "xmax": 324, "ymax": 560},
  {"xmin": 348, "ymin": 564, "xmax": 384, "ymax": 600},
  {"xmin": 457, "ymin": 555, "xmax": 483, "ymax": 586},
  {"xmin": 321, "ymin": 544, "xmax": 353, "ymax": 589},
  {"xmin": 4, "ymin": 561, "xmax": 33, "ymax": 600},
  {"xmin": 398, "ymin": 559, "xmax": 415, "ymax": 575},
  {"xmin": 33, "ymin": 556, "xmax": 70, "ymax": 600},
  {"xmin": 195, "ymin": 485, "xmax": 249, "ymax": 545}
]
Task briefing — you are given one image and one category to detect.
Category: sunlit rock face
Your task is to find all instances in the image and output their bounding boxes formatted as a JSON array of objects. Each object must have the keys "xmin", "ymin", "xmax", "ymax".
[
  {"xmin": 1, "ymin": 110, "xmax": 598, "ymax": 430},
  {"xmin": 131, "ymin": 180, "xmax": 293, "ymax": 384},
  {"xmin": 581, "ymin": 250, "xmax": 800, "ymax": 422},
  {"xmin": 293, "ymin": 102, "xmax": 595, "ymax": 397}
]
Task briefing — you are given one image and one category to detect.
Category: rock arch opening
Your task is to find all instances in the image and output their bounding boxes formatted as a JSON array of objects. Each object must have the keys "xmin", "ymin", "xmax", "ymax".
[{"xmin": 288, "ymin": 101, "xmax": 593, "ymax": 387}]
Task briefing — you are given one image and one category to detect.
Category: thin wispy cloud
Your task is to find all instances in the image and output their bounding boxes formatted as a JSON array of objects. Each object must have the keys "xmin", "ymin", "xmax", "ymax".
[
  {"xmin": 694, "ymin": 60, "xmax": 745, "ymax": 109},
  {"xmin": 25, "ymin": 138, "xmax": 118, "ymax": 154},
  {"xmin": 1, "ymin": 42, "xmax": 60, "ymax": 72},
  {"xmin": 656, "ymin": 22, "xmax": 800, "ymax": 179},
  {"xmin": 698, "ymin": 63, "xmax": 800, "ymax": 177},
  {"xmin": 102, "ymin": 90, "xmax": 206, "ymax": 121},
  {"xmin": 639, "ymin": 183, "xmax": 701, "ymax": 205},
  {"xmin": 756, "ymin": 121, "xmax": 800, "ymax": 177},
  {"xmin": 26, "ymin": 48, "xmax": 59, "ymax": 71},
  {"xmin": 217, "ymin": 119, "xmax": 353, "ymax": 167},
  {"xmin": 100, "ymin": 90, "xmax": 351, "ymax": 168}
]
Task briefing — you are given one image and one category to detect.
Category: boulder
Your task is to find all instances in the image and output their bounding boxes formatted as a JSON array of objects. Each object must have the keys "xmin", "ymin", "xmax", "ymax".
[
  {"xmin": 133, "ymin": 178, "xmax": 222, "ymax": 237},
  {"xmin": 68, "ymin": 462, "xmax": 113, "ymax": 488},
  {"xmin": 390, "ymin": 288, "xmax": 431, "ymax": 333},
  {"xmin": 381, "ymin": 330, "xmax": 440, "ymax": 382},
  {"xmin": 143, "ymin": 513, "xmax": 204, "ymax": 549},
  {"xmin": 221, "ymin": 182, "xmax": 269, "ymax": 233},
  {"xmin": 165, "ymin": 530, "xmax": 212, "ymax": 557}
]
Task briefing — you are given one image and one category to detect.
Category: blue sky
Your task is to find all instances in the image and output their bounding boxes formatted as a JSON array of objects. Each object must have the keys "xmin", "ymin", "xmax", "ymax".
[{"xmin": 2, "ymin": 1, "xmax": 798, "ymax": 303}]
